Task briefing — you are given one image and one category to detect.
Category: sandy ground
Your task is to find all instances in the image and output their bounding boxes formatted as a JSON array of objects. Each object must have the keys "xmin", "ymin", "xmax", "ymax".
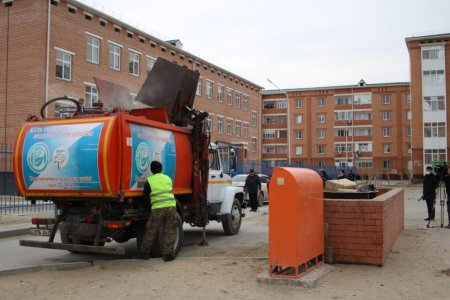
[{"xmin": 1, "ymin": 185, "xmax": 450, "ymax": 300}]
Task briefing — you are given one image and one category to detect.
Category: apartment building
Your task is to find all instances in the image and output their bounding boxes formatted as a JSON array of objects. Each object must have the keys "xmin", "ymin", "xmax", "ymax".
[
  {"xmin": 406, "ymin": 33, "xmax": 450, "ymax": 177},
  {"xmin": 261, "ymin": 81, "xmax": 411, "ymax": 176},
  {"xmin": 0, "ymin": 0, "xmax": 262, "ymax": 163}
]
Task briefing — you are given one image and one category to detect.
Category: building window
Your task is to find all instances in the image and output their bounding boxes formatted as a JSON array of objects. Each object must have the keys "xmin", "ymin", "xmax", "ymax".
[
  {"xmin": 295, "ymin": 146, "xmax": 303, "ymax": 155},
  {"xmin": 383, "ymin": 160, "xmax": 391, "ymax": 170},
  {"xmin": 236, "ymin": 120, "xmax": 241, "ymax": 137},
  {"xmin": 335, "ymin": 95, "xmax": 352, "ymax": 105},
  {"xmin": 263, "ymin": 146, "xmax": 275, "ymax": 154},
  {"xmin": 354, "ymin": 111, "xmax": 371, "ymax": 120},
  {"xmin": 243, "ymin": 122, "xmax": 249, "ymax": 138},
  {"xmin": 423, "ymin": 70, "xmax": 445, "ymax": 86},
  {"xmin": 424, "ymin": 122, "xmax": 446, "ymax": 137},
  {"xmin": 243, "ymin": 94, "xmax": 249, "ymax": 111},
  {"xmin": 383, "ymin": 144, "xmax": 392, "ymax": 153},
  {"xmin": 235, "ymin": 92, "xmax": 241, "ymax": 108},
  {"xmin": 354, "ymin": 94, "xmax": 372, "ymax": 104},
  {"xmin": 217, "ymin": 116, "xmax": 223, "ymax": 134},
  {"xmin": 317, "ymin": 98, "xmax": 325, "ymax": 107},
  {"xmin": 55, "ymin": 48, "xmax": 72, "ymax": 81},
  {"xmin": 251, "ymin": 111, "xmax": 257, "ymax": 126},
  {"xmin": 278, "ymin": 100, "xmax": 287, "ymax": 109},
  {"xmin": 382, "ymin": 95, "xmax": 390, "ymax": 104},
  {"xmin": 354, "ymin": 128, "xmax": 372, "ymax": 137},
  {"xmin": 335, "ymin": 111, "xmax": 353, "ymax": 121},
  {"xmin": 196, "ymin": 77, "xmax": 203, "ymax": 96},
  {"xmin": 406, "ymin": 110, "xmax": 412, "ymax": 120},
  {"xmin": 356, "ymin": 159, "xmax": 373, "ymax": 169},
  {"xmin": 263, "ymin": 130, "xmax": 275, "ymax": 139},
  {"xmin": 252, "ymin": 138, "xmax": 257, "ymax": 152},
  {"xmin": 422, "ymin": 46, "xmax": 444, "ymax": 60},
  {"xmin": 424, "ymin": 149, "xmax": 446, "ymax": 164},
  {"xmin": 206, "ymin": 80, "xmax": 213, "ymax": 99},
  {"xmin": 423, "ymin": 96, "xmax": 445, "ymax": 111},
  {"xmin": 226, "ymin": 119, "xmax": 233, "ymax": 135},
  {"xmin": 207, "ymin": 114, "xmax": 213, "ymax": 133},
  {"xmin": 295, "ymin": 115, "xmax": 303, "ymax": 124},
  {"xmin": 405, "ymin": 126, "xmax": 411, "ymax": 137},
  {"xmin": 217, "ymin": 85, "xmax": 224, "ymax": 103},
  {"xmin": 317, "ymin": 129, "xmax": 325, "ymax": 139},
  {"xmin": 295, "ymin": 130, "xmax": 302, "ymax": 139},
  {"xmin": 87, "ymin": 35, "xmax": 100, "ymax": 64},
  {"xmin": 383, "ymin": 127, "xmax": 391, "ymax": 137},
  {"xmin": 129, "ymin": 51, "xmax": 140, "ymax": 76},
  {"xmin": 317, "ymin": 114, "xmax": 325, "ymax": 123},
  {"xmin": 226, "ymin": 88, "xmax": 232, "ymax": 105},
  {"xmin": 109, "ymin": 43, "xmax": 121, "ymax": 70},
  {"xmin": 295, "ymin": 99, "xmax": 302, "ymax": 108},
  {"xmin": 85, "ymin": 84, "xmax": 98, "ymax": 107},
  {"xmin": 382, "ymin": 111, "xmax": 391, "ymax": 121},
  {"xmin": 317, "ymin": 145, "xmax": 325, "ymax": 155},
  {"xmin": 147, "ymin": 56, "xmax": 156, "ymax": 72}
]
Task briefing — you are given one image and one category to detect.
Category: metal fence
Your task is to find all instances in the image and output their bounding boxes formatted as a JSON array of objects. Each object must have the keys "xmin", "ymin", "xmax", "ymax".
[{"xmin": 1, "ymin": 144, "xmax": 55, "ymax": 215}]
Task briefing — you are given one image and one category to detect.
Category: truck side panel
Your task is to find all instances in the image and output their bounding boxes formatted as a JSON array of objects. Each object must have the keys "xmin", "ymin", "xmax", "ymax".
[{"xmin": 14, "ymin": 116, "xmax": 120, "ymax": 197}]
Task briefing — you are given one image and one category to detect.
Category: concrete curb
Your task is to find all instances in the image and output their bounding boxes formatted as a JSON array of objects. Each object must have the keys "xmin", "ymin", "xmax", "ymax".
[
  {"xmin": 0, "ymin": 228, "xmax": 30, "ymax": 239},
  {"xmin": 0, "ymin": 261, "xmax": 93, "ymax": 277}
]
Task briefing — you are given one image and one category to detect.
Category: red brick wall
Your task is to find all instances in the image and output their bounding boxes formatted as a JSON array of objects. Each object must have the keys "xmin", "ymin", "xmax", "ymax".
[
  {"xmin": 0, "ymin": 0, "xmax": 262, "ymax": 160},
  {"xmin": 324, "ymin": 188, "xmax": 404, "ymax": 265}
]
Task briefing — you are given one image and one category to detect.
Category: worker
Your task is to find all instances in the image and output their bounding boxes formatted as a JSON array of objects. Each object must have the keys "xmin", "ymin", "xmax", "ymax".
[
  {"xmin": 244, "ymin": 169, "xmax": 261, "ymax": 212},
  {"xmin": 139, "ymin": 161, "xmax": 177, "ymax": 261}
]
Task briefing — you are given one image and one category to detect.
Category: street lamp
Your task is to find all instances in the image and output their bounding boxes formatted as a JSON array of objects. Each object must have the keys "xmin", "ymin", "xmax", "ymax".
[{"xmin": 267, "ymin": 78, "xmax": 291, "ymax": 164}]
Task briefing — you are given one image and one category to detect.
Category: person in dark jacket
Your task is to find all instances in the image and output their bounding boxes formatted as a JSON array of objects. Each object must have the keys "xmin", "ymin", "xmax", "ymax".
[
  {"xmin": 319, "ymin": 170, "xmax": 331, "ymax": 187},
  {"xmin": 347, "ymin": 170, "xmax": 356, "ymax": 181},
  {"xmin": 441, "ymin": 167, "xmax": 450, "ymax": 228},
  {"xmin": 244, "ymin": 169, "xmax": 261, "ymax": 212},
  {"xmin": 336, "ymin": 169, "xmax": 347, "ymax": 180},
  {"xmin": 422, "ymin": 166, "xmax": 440, "ymax": 222}
]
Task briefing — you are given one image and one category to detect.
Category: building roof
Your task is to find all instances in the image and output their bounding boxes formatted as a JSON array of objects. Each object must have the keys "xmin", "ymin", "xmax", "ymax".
[
  {"xmin": 70, "ymin": 0, "xmax": 263, "ymax": 89},
  {"xmin": 405, "ymin": 32, "xmax": 450, "ymax": 42},
  {"xmin": 261, "ymin": 81, "xmax": 410, "ymax": 95}
]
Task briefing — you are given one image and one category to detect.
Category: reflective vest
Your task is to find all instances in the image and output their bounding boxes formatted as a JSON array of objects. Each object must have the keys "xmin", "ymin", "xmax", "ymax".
[{"xmin": 147, "ymin": 173, "xmax": 176, "ymax": 210}]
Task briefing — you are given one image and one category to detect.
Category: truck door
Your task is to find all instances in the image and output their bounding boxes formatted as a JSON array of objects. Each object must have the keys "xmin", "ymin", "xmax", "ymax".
[{"xmin": 207, "ymin": 149, "xmax": 228, "ymax": 203}]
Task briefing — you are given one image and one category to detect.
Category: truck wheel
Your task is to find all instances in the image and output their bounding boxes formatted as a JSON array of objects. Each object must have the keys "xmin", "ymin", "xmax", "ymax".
[
  {"xmin": 150, "ymin": 212, "xmax": 183, "ymax": 258},
  {"xmin": 222, "ymin": 198, "xmax": 242, "ymax": 235},
  {"xmin": 257, "ymin": 192, "xmax": 265, "ymax": 207}
]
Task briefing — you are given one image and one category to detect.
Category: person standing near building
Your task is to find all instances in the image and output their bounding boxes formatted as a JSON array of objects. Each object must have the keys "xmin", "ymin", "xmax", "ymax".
[
  {"xmin": 139, "ymin": 161, "xmax": 177, "ymax": 261},
  {"xmin": 442, "ymin": 167, "xmax": 450, "ymax": 228},
  {"xmin": 348, "ymin": 169, "xmax": 356, "ymax": 181},
  {"xmin": 244, "ymin": 169, "xmax": 261, "ymax": 212},
  {"xmin": 422, "ymin": 166, "xmax": 439, "ymax": 223},
  {"xmin": 336, "ymin": 169, "xmax": 347, "ymax": 180}
]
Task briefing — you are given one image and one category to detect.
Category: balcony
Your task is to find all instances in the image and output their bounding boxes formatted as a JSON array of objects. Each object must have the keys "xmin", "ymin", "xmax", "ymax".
[
  {"xmin": 262, "ymin": 123, "xmax": 288, "ymax": 129},
  {"xmin": 262, "ymin": 108, "xmax": 287, "ymax": 115},
  {"xmin": 262, "ymin": 153, "xmax": 289, "ymax": 160},
  {"xmin": 262, "ymin": 138, "xmax": 288, "ymax": 144}
]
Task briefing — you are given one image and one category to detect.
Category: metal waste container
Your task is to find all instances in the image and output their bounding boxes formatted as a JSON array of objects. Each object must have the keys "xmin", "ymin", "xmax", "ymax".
[{"xmin": 268, "ymin": 167, "xmax": 324, "ymax": 278}]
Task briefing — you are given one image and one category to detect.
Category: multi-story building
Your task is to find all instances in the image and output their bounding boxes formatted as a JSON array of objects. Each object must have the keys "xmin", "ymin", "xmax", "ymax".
[
  {"xmin": 406, "ymin": 33, "xmax": 450, "ymax": 177},
  {"xmin": 261, "ymin": 81, "xmax": 411, "ymax": 176},
  {"xmin": 0, "ymin": 0, "xmax": 262, "ymax": 165}
]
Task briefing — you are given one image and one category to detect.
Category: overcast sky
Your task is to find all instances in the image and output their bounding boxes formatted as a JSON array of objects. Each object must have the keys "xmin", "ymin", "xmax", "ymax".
[{"xmin": 85, "ymin": 0, "xmax": 449, "ymax": 89}]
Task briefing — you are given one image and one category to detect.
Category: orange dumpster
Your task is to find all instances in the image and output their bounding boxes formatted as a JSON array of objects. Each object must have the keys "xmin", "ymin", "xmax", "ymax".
[{"xmin": 268, "ymin": 167, "xmax": 324, "ymax": 278}]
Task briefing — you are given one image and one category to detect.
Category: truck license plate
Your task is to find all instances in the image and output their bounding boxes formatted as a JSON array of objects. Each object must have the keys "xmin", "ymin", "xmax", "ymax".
[{"xmin": 30, "ymin": 228, "xmax": 51, "ymax": 236}]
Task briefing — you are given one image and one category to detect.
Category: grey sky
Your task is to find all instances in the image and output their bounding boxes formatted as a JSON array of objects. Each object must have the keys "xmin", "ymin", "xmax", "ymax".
[{"xmin": 85, "ymin": 0, "xmax": 449, "ymax": 89}]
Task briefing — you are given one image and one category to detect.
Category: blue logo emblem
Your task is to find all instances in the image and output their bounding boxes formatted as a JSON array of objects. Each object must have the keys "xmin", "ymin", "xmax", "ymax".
[
  {"xmin": 27, "ymin": 142, "xmax": 49, "ymax": 173},
  {"xmin": 135, "ymin": 142, "xmax": 151, "ymax": 173}
]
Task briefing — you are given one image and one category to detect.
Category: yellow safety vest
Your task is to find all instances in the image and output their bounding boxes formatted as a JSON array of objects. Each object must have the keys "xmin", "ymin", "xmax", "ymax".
[{"xmin": 147, "ymin": 173, "xmax": 176, "ymax": 210}]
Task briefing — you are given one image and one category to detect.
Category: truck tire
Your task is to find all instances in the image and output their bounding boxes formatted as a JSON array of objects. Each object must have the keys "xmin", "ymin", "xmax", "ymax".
[
  {"xmin": 148, "ymin": 212, "xmax": 183, "ymax": 258},
  {"xmin": 222, "ymin": 198, "xmax": 242, "ymax": 235}
]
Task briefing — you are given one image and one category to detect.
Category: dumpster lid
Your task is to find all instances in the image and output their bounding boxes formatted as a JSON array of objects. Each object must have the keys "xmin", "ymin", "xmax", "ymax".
[{"xmin": 135, "ymin": 58, "xmax": 200, "ymax": 126}]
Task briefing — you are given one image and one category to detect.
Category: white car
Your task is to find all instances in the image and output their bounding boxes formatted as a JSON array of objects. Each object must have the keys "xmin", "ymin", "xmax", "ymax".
[{"xmin": 231, "ymin": 174, "xmax": 270, "ymax": 207}]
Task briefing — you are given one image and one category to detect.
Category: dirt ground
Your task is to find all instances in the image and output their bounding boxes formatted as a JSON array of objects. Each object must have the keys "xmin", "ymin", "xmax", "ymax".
[{"xmin": 1, "ymin": 184, "xmax": 450, "ymax": 300}]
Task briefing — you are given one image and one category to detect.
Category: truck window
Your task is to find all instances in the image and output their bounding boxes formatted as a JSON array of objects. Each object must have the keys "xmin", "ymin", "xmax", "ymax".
[{"xmin": 209, "ymin": 150, "xmax": 221, "ymax": 170}]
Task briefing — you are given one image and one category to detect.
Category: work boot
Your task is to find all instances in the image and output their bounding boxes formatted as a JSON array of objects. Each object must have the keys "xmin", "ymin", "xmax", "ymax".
[{"xmin": 163, "ymin": 254, "xmax": 176, "ymax": 262}]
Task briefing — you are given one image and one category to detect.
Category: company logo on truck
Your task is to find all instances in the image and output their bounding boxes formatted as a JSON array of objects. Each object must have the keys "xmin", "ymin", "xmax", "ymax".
[
  {"xmin": 26, "ymin": 142, "xmax": 50, "ymax": 173},
  {"xmin": 135, "ymin": 142, "xmax": 151, "ymax": 173}
]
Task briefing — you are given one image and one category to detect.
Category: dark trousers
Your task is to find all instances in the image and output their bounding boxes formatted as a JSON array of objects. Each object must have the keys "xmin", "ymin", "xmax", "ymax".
[
  {"xmin": 249, "ymin": 192, "xmax": 258, "ymax": 211},
  {"xmin": 140, "ymin": 206, "xmax": 177, "ymax": 257},
  {"xmin": 425, "ymin": 198, "xmax": 435, "ymax": 220}
]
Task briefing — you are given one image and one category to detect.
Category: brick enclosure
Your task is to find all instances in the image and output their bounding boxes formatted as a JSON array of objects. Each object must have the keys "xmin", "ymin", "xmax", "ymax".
[
  {"xmin": 324, "ymin": 188, "xmax": 404, "ymax": 266},
  {"xmin": 0, "ymin": 0, "xmax": 262, "ymax": 161}
]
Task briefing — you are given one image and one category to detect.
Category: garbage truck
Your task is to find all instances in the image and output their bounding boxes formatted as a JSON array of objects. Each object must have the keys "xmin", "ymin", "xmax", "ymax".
[{"xmin": 15, "ymin": 58, "xmax": 245, "ymax": 256}]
